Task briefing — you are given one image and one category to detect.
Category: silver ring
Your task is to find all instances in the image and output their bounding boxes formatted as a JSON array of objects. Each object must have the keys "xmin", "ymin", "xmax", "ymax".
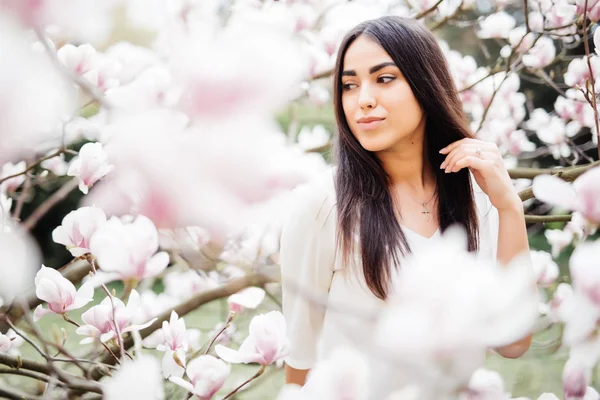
[{"xmin": 475, "ymin": 147, "xmax": 482, "ymax": 158}]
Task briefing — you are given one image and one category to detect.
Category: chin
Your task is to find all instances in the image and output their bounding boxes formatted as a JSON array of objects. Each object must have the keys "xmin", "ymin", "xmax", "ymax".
[{"xmin": 356, "ymin": 133, "xmax": 399, "ymax": 153}]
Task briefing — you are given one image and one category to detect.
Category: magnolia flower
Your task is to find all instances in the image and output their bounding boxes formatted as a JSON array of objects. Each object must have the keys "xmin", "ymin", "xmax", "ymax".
[
  {"xmin": 0, "ymin": 162, "xmax": 26, "ymax": 193},
  {"xmin": 569, "ymin": 240, "xmax": 600, "ymax": 305},
  {"xmin": 563, "ymin": 358, "xmax": 591, "ymax": 399},
  {"xmin": 0, "ymin": 329, "xmax": 23, "ymax": 354},
  {"xmin": 33, "ymin": 265, "xmax": 94, "ymax": 321},
  {"xmin": 297, "ymin": 125, "xmax": 330, "ymax": 151},
  {"xmin": 0, "ymin": 192, "xmax": 12, "ymax": 226},
  {"xmin": 41, "ymin": 152, "xmax": 68, "ymax": 176},
  {"xmin": 564, "ymin": 56, "xmax": 600, "ymax": 89},
  {"xmin": 52, "ymin": 206, "xmax": 107, "ymax": 257},
  {"xmin": 163, "ymin": 270, "xmax": 218, "ymax": 300},
  {"xmin": 476, "ymin": 12, "xmax": 516, "ymax": 39},
  {"xmin": 530, "ymin": 250, "xmax": 560, "ymax": 287},
  {"xmin": 522, "ymin": 37, "xmax": 556, "ymax": 69},
  {"xmin": 545, "ymin": 228, "xmax": 574, "ymax": 258},
  {"xmin": 57, "ymin": 43, "xmax": 98, "ymax": 76},
  {"xmin": 89, "ymin": 215, "xmax": 170, "ymax": 282},
  {"xmin": 169, "ymin": 355, "xmax": 230, "ymax": 400},
  {"xmin": 461, "ymin": 368, "xmax": 506, "ymax": 399},
  {"xmin": 532, "ymin": 166, "xmax": 600, "ymax": 224},
  {"xmin": 67, "ymin": 142, "xmax": 113, "ymax": 194},
  {"xmin": 103, "ymin": 355, "xmax": 164, "ymax": 400},
  {"xmin": 215, "ymin": 311, "xmax": 290, "ymax": 365},
  {"xmin": 76, "ymin": 290, "xmax": 155, "ymax": 344},
  {"xmin": 302, "ymin": 347, "xmax": 370, "ymax": 400},
  {"xmin": 373, "ymin": 228, "xmax": 537, "ymax": 395},
  {"xmin": 0, "ymin": 16, "xmax": 75, "ymax": 164},
  {"xmin": 155, "ymin": 311, "xmax": 189, "ymax": 379},
  {"xmin": 0, "ymin": 228, "xmax": 39, "ymax": 303},
  {"xmin": 227, "ymin": 287, "xmax": 266, "ymax": 313}
]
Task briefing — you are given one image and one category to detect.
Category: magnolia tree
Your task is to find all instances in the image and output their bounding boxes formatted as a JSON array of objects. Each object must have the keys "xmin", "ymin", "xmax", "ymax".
[{"xmin": 0, "ymin": 0, "xmax": 599, "ymax": 399}]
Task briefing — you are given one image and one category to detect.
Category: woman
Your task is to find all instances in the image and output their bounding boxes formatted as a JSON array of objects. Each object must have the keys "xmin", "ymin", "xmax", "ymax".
[{"xmin": 280, "ymin": 16, "xmax": 532, "ymax": 386}]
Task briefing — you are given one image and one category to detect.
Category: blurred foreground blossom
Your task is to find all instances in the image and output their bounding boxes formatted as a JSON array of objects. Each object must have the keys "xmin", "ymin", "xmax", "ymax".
[
  {"xmin": 0, "ymin": 227, "xmax": 40, "ymax": 305},
  {"xmin": 52, "ymin": 206, "xmax": 107, "ymax": 257},
  {"xmin": 33, "ymin": 265, "xmax": 94, "ymax": 321},
  {"xmin": 0, "ymin": 15, "xmax": 75, "ymax": 164},
  {"xmin": 103, "ymin": 354, "xmax": 164, "ymax": 400},
  {"xmin": 372, "ymin": 227, "xmax": 537, "ymax": 397},
  {"xmin": 216, "ymin": 311, "xmax": 290, "ymax": 366},
  {"xmin": 227, "ymin": 287, "xmax": 266, "ymax": 313},
  {"xmin": 533, "ymin": 166, "xmax": 600, "ymax": 225}
]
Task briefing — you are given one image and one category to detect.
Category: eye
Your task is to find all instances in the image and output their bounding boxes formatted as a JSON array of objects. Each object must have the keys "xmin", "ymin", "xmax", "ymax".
[
  {"xmin": 342, "ymin": 82, "xmax": 357, "ymax": 91},
  {"xmin": 377, "ymin": 75, "xmax": 396, "ymax": 84}
]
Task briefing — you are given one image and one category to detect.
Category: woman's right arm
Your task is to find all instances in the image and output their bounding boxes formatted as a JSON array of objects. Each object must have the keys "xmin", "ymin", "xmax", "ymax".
[
  {"xmin": 285, "ymin": 365, "xmax": 310, "ymax": 386},
  {"xmin": 279, "ymin": 178, "xmax": 336, "ymax": 385}
]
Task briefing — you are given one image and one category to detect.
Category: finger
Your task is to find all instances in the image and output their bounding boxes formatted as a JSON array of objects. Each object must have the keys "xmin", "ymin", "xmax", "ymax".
[
  {"xmin": 441, "ymin": 145, "xmax": 483, "ymax": 170},
  {"xmin": 439, "ymin": 138, "xmax": 481, "ymax": 154},
  {"xmin": 450, "ymin": 155, "xmax": 495, "ymax": 173},
  {"xmin": 446, "ymin": 150, "xmax": 493, "ymax": 173}
]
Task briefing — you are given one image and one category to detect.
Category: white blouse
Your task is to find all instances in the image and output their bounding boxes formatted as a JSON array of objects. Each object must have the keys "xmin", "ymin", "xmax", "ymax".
[{"xmin": 279, "ymin": 169, "xmax": 500, "ymax": 370}]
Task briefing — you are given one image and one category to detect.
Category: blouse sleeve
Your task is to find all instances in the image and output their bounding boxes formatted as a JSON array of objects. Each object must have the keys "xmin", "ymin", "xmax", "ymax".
[{"xmin": 279, "ymin": 177, "xmax": 337, "ymax": 370}]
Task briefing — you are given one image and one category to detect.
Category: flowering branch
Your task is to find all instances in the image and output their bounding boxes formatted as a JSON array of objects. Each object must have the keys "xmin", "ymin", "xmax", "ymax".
[
  {"xmin": 581, "ymin": 0, "xmax": 600, "ymax": 157},
  {"xmin": 92, "ymin": 273, "xmax": 272, "ymax": 377}
]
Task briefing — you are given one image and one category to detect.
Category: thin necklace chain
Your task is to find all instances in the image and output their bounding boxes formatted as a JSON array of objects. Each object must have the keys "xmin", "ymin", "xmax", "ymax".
[{"xmin": 394, "ymin": 183, "xmax": 437, "ymax": 221}]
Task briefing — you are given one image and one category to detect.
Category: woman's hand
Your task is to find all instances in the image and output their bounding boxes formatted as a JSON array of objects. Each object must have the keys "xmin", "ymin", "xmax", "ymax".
[{"xmin": 439, "ymin": 138, "xmax": 520, "ymax": 211}]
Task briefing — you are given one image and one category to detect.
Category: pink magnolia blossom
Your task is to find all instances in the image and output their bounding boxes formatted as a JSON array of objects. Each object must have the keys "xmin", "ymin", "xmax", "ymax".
[
  {"xmin": 40, "ymin": 151, "xmax": 68, "ymax": 176},
  {"xmin": 463, "ymin": 368, "xmax": 506, "ymax": 399},
  {"xmin": 168, "ymin": 355, "xmax": 230, "ymax": 400},
  {"xmin": 215, "ymin": 311, "xmax": 290, "ymax": 366},
  {"xmin": 569, "ymin": 241, "xmax": 600, "ymax": 305},
  {"xmin": 530, "ymin": 250, "xmax": 560, "ymax": 287},
  {"xmin": 156, "ymin": 311, "xmax": 189, "ymax": 379},
  {"xmin": 544, "ymin": 228, "xmax": 575, "ymax": 258},
  {"xmin": 476, "ymin": 12, "xmax": 516, "ymax": 39},
  {"xmin": 575, "ymin": 0, "xmax": 600, "ymax": 21},
  {"xmin": 564, "ymin": 56, "xmax": 600, "ymax": 89},
  {"xmin": 33, "ymin": 265, "xmax": 94, "ymax": 321},
  {"xmin": 52, "ymin": 206, "xmax": 107, "ymax": 257},
  {"xmin": 373, "ymin": 228, "xmax": 537, "ymax": 395},
  {"xmin": 532, "ymin": 166, "xmax": 600, "ymax": 224},
  {"xmin": 57, "ymin": 43, "xmax": 98, "ymax": 76},
  {"xmin": 76, "ymin": 289, "xmax": 155, "ymax": 344},
  {"xmin": 0, "ymin": 162, "xmax": 26, "ymax": 193},
  {"xmin": 522, "ymin": 37, "xmax": 556, "ymax": 69},
  {"xmin": 67, "ymin": 142, "xmax": 113, "ymax": 194},
  {"xmin": 162, "ymin": 270, "xmax": 218, "ymax": 300},
  {"xmin": 563, "ymin": 358, "xmax": 591, "ymax": 399},
  {"xmin": 227, "ymin": 287, "xmax": 266, "ymax": 313},
  {"xmin": 89, "ymin": 215, "xmax": 170, "ymax": 282},
  {"xmin": 0, "ymin": 329, "xmax": 23, "ymax": 354}
]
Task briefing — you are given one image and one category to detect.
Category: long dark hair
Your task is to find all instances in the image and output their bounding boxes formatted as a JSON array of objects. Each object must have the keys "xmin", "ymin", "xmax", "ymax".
[{"xmin": 334, "ymin": 16, "xmax": 479, "ymax": 300}]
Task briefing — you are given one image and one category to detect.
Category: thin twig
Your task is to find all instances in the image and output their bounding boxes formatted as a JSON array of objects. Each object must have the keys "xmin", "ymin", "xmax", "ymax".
[
  {"xmin": 0, "ymin": 149, "xmax": 67, "ymax": 186},
  {"xmin": 414, "ymin": 0, "xmax": 444, "ymax": 19},
  {"xmin": 23, "ymin": 178, "xmax": 79, "ymax": 231},
  {"xmin": 220, "ymin": 365, "xmax": 266, "ymax": 400},
  {"xmin": 581, "ymin": 0, "xmax": 600, "ymax": 157},
  {"xmin": 203, "ymin": 312, "xmax": 235, "ymax": 356}
]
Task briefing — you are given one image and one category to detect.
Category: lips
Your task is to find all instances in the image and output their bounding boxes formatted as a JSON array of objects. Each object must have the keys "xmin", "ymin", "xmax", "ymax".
[{"xmin": 357, "ymin": 116, "xmax": 385, "ymax": 130}]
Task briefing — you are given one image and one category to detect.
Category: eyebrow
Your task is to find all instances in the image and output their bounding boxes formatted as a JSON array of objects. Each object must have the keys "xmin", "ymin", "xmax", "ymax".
[{"xmin": 341, "ymin": 61, "xmax": 397, "ymax": 76}]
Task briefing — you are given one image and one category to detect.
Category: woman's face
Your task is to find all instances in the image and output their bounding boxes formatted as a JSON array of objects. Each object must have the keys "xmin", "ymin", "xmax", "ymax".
[{"xmin": 341, "ymin": 35, "xmax": 425, "ymax": 153}]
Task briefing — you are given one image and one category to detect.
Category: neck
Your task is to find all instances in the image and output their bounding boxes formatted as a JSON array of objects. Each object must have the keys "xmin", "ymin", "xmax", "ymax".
[{"xmin": 376, "ymin": 129, "xmax": 435, "ymax": 196}]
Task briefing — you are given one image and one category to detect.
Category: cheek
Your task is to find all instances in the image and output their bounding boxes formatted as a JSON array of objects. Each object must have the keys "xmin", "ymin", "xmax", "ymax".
[{"xmin": 387, "ymin": 86, "xmax": 423, "ymax": 125}]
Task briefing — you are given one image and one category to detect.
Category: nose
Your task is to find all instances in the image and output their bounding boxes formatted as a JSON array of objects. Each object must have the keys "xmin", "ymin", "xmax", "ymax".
[{"xmin": 358, "ymin": 84, "xmax": 376, "ymax": 110}]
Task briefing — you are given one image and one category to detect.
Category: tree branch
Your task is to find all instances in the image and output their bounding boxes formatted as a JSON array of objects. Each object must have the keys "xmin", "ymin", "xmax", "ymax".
[
  {"xmin": 23, "ymin": 178, "xmax": 79, "ymax": 231},
  {"xmin": 92, "ymin": 273, "xmax": 272, "ymax": 377}
]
